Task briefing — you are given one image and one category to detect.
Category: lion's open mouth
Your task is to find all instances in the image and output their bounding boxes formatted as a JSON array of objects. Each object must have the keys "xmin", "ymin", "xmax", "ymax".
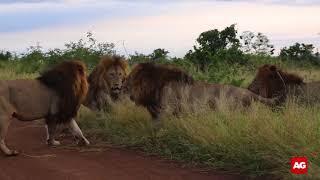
[{"xmin": 111, "ymin": 87, "xmax": 121, "ymax": 94}]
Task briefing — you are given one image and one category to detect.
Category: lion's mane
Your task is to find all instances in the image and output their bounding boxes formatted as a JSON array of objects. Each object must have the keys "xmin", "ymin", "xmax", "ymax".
[
  {"xmin": 125, "ymin": 63, "xmax": 194, "ymax": 118},
  {"xmin": 37, "ymin": 60, "xmax": 88, "ymax": 123}
]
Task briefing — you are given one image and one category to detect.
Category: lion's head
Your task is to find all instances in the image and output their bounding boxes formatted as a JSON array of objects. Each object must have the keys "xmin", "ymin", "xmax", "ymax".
[
  {"xmin": 248, "ymin": 64, "xmax": 304, "ymax": 101},
  {"xmin": 37, "ymin": 60, "xmax": 88, "ymax": 123},
  {"xmin": 85, "ymin": 55, "xmax": 128, "ymax": 110},
  {"xmin": 123, "ymin": 63, "xmax": 194, "ymax": 118}
]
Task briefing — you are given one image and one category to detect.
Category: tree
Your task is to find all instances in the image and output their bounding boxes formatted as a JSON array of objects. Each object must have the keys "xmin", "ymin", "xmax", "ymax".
[
  {"xmin": 0, "ymin": 51, "xmax": 12, "ymax": 61},
  {"xmin": 316, "ymin": 50, "xmax": 320, "ymax": 58},
  {"xmin": 280, "ymin": 43, "xmax": 316, "ymax": 62},
  {"xmin": 195, "ymin": 24, "xmax": 240, "ymax": 54},
  {"xmin": 150, "ymin": 48, "xmax": 169, "ymax": 60},
  {"xmin": 240, "ymin": 31, "xmax": 255, "ymax": 53},
  {"xmin": 185, "ymin": 24, "xmax": 246, "ymax": 70},
  {"xmin": 62, "ymin": 31, "xmax": 115, "ymax": 69},
  {"xmin": 240, "ymin": 31, "xmax": 274, "ymax": 55},
  {"xmin": 128, "ymin": 52, "xmax": 150, "ymax": 65},
  {"xmin": 252, "ymin": 33, "xmax": 274, "ymax": 55},
  {"xmin": 128, "ymin": 48, "xmax": 170, "ymax": 64}
]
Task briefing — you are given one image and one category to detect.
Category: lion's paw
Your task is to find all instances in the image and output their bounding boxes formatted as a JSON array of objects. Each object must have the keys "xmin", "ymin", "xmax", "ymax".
[
  {"xmin": 77, "ymin": 138, "xmax": 90, "ymax": 146},
  {"xmin": 47, "ymin": 139, "xmax": 61, "ymax": 146},
  {"xmin": 6, "ymin": 150, "xmax": 19, "ymax": 157}
]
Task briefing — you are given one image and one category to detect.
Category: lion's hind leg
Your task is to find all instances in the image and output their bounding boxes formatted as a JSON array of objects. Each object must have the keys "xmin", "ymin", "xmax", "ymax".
[
  {"xmin": 0, "ymin": 97, "xmax": 19, "ymax": 156},
  {"xmin": 0, "ymin": 115, "xmax": 18, "ymax": 156}
]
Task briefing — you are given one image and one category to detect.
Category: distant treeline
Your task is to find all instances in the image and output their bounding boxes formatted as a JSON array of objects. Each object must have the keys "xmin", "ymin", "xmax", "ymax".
[{"xmin": 0, "ymin": 25, "xmax": 319, "ymax": 85}]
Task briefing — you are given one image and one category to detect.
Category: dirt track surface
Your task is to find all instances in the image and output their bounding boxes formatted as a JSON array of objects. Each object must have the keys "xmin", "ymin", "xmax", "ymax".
[{"xmin": 0, "ymin": 120, "xmax": 245, "ymax": 180}]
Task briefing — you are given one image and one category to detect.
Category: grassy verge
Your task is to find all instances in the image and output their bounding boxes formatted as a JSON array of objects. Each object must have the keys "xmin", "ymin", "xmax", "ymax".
[{"xmin": 78, "ymin": 98, "xmax": 320, "ymax": 179}]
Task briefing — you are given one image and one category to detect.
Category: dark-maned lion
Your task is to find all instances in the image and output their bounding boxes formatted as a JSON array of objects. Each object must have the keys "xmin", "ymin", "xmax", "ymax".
[
  {"xmin": 248, "ymin": 64, "xmax": 320, "ymax": 104},
  {"xmin": 123, "ymin": 63, "xmax": 276, "ymax": 121},
  {"xmin": 0, "ymin": 60, "xmax": 89, "ymax": 156},
  {"xmin": 83, "ymin": 55, "xmax": 129, "ymax": 111}
]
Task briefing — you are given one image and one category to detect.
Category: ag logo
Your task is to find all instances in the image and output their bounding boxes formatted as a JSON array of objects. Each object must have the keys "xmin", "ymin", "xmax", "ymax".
[{"xmin": 291, "ymin": 157, "xmax": 308, "ymax": 174}]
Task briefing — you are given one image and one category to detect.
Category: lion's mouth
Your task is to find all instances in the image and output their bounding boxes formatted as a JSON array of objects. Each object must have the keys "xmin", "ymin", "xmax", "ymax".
[{"xmin": 111, "ymin": 87, "xmax": 122, "ymax": 94}]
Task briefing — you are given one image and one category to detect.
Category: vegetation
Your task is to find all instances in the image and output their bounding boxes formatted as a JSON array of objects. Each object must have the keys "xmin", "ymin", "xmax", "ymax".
[
  {"xmin": 185, "ymin": 24, "xmax": 247, "ymax": 71},
  {"xmin": 1, "ymin": 24, "xmax": 320, "ymax": 179},
  {"xmin": 280, "ymin": 43, "xmax": 320, "ymax": 65},
  {"xmin": 77, "ymin": 97, "xmax": 320, "ymax": 179}
]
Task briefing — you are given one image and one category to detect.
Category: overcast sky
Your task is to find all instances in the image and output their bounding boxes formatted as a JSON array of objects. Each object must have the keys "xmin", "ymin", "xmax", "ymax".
[{"xmin": 0, "ymin": 0, "xmax": 319, "ymax": 57}]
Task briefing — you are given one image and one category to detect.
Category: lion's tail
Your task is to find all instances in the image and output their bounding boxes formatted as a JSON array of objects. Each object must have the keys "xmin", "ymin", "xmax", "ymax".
[{"xmin": 12, "ymin": 112, "xmax": 44, "ymax": 121}]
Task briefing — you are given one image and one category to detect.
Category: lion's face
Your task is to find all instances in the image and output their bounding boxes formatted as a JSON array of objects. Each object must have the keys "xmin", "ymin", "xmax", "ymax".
[
  {"xmin": 249, "ymin": 65, "xmax": 287, "ymax": 98},
  {"xmin": 106, "ymin": 65, "xmax": 126, "ymax": 98}
]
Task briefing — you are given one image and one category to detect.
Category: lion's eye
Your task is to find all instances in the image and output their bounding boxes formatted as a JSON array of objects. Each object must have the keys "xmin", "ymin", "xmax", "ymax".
[{"xmin": 77, "ymin": 67, "xmax": 84, "ymax": 75}]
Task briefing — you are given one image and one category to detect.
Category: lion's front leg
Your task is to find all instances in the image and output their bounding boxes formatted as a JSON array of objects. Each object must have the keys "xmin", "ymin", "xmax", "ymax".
[
  {"xmin": 68, "ymin": 118, "xmax": 90, "ymax": 146},
  {"xmin": 147, "ymin": 104, "xmax": 164, "ymax": 130}
]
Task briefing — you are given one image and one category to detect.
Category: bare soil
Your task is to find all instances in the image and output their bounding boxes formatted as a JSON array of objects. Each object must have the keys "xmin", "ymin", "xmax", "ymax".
[{"xmin": 0, "ymin": 120, "xmax": 245, "ymax": 180}]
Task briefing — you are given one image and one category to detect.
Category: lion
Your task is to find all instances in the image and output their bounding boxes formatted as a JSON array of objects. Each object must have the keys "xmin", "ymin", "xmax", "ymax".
[
  {"xmin": 83, "ymin": 55, "xmax": 129, "ymax": 111},
  {"xmin": 0, "ymin": 60, "xmax": 89, "ymax": 156},
  {"xmin": 248, "ymin": 64, "xmax": 320, "ymax": 104},
  {"xmin": 122, "ymin": 63, "xmax": 277, "ymax": 121}
]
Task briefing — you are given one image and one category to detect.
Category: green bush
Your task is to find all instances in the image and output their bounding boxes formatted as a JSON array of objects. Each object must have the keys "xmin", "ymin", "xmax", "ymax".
[{"xmin": 0, "ymin": 32, "xmax": 115, "ymax": 74}]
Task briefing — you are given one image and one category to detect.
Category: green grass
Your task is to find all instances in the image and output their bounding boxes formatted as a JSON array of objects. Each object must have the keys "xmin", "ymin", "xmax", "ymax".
[{"xmin": 0, "ymin": 65, "xmax": 37, "ymax": 79}]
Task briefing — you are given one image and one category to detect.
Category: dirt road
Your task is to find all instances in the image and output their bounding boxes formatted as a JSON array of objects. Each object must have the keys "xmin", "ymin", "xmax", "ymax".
[{"xmin": 0, "ymin": 120, "xmax": 244, "ymax": 180}]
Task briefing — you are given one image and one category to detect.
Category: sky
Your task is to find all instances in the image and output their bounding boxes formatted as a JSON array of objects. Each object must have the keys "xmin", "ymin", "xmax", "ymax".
[{"xmin": 0, "ymin": 0, "xmax": 319, "ymax": 57}]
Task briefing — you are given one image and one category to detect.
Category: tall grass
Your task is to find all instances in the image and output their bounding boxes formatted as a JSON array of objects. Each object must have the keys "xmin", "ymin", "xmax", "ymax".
[
  {"xmin": 0, "ymin": 66, "xmax": 37, "ymax": 79},
  {"xmin": 78, "ymin": 96, "xmax": 320, "ymax": 179}
]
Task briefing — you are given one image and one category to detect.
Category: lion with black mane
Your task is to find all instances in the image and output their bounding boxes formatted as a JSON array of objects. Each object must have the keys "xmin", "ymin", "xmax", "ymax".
[
  {"xmin": 123, "ymin": 63, "xmax": 276, "ymax": 121},
  {"xmin": 84, "ymin": 55, "xmax": 128, "ymax": 111},
  {"xmin": 0, "ymin": 60, "xmax": 89, "ymax": 156},
  {"xmin": 248, "ymin": 64, "xmax": 320, "ymax": 104}
]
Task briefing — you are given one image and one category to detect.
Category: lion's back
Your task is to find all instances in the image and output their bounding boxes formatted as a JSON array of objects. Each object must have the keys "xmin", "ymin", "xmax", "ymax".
[
  {"xmin": 298, "ymin": 81, "xmax": 320, "ymax": 102},
  {"xmin": 5, "ymin": 79, "xmax": 56, "ymax": 115}
]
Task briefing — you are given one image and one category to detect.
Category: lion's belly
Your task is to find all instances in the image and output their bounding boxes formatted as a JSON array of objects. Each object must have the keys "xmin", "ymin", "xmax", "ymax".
[{"xmin": 7, "ymin": 80, "xmax": 55, "ymax": 118}]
